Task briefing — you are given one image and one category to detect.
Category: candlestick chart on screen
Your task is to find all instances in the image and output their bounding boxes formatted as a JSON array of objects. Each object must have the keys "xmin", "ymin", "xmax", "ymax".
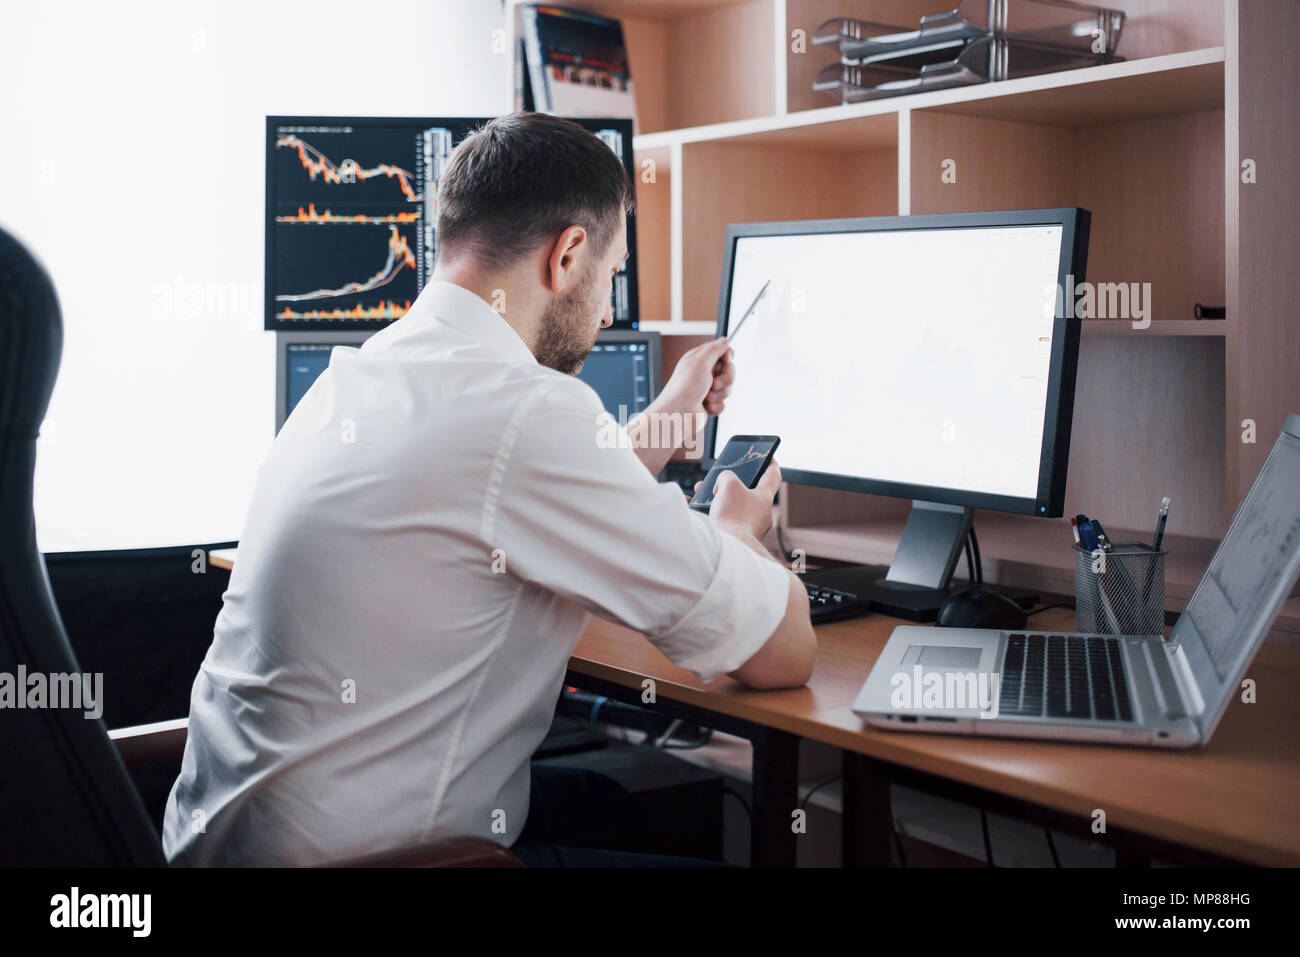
[
  {"xmin": 269, "ymin": 123, "xmax": 454, "ymax": 325},
  {"xmin": 266, "ymin": 117, "xmax": 638, "ymax": 330}
]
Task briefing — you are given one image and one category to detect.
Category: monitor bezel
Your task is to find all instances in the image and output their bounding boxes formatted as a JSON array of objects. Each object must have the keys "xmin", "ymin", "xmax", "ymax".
[
  {"xmin": 275, "ymin": 330, "xmax": 374, "ymax": 432},
  {"xmin": 265, "ymin": 114, "xmax": 639, "ymax": 332},
  {"xmin": 705, "ymin": 208, "xmax": 1089, "ymax": 518}
]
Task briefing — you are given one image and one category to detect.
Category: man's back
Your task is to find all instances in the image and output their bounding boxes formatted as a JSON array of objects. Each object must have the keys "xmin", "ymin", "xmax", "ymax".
[
  {"xmin": 163, "ymin": 282, "xmax": 791, "ymax": 865},
  {"xmin": 165, "ymin": 283, "xmax": 599, "ymax": 865}
]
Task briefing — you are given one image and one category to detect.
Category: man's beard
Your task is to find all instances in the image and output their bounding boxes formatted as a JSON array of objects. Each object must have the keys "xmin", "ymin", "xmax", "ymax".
[{"xmin": 533, "ymin": 271, "xmax": 602, "ymax": 376}]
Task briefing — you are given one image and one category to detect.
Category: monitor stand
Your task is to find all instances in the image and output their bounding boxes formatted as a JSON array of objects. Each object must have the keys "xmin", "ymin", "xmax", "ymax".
[
  {"xmin": 859, "ymin": 501, "xmax": 973, "ymax": 620},
  {"xmin": 801, "ymin": 501, "xmax": 1043, "ymax": 622}
]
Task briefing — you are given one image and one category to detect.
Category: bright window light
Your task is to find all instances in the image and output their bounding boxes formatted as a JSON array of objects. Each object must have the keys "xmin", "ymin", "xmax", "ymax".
[{"xmin": 0, "ymin": 0, "xmax": 506, "ymax": 551}]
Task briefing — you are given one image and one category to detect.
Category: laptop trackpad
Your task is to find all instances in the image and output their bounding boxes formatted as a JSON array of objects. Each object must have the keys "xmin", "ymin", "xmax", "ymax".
[{"xmin": 911, "ymin": 645, "xmax": 983, "ymax": 670}]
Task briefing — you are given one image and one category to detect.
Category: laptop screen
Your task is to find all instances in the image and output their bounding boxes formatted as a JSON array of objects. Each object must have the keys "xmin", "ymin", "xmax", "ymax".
[{"xmin": 1174, "ymin": 419, "xmax": 1300, "ymax": 736}]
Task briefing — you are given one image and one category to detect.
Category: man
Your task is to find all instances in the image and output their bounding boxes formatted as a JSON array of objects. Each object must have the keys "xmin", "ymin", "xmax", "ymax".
[{"xmin": 163, "ymin": 113, "xmax": 816, "ymax": 867}]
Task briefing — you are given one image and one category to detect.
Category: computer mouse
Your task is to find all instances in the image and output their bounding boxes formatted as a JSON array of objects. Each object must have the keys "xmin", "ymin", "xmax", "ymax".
[{"xmin": 937, "ymin": 588, "xmax": 1028, "ymax": 630}]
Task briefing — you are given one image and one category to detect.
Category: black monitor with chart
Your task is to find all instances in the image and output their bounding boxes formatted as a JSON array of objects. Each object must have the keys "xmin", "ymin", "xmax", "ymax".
[
  {"xmin": 276, "ymin": 328, "xmax": 661, "ymax": 436},
  {"xmin": 265, "ymin": 115, "xmax": 638, "ymax": 331},
  {"xmin": 275, "ymin": 331, "xmax": 372, "ymax": 432},
  {"xmin": 575, "ymin": 330, "xmax": 661, "ymax": 419}
]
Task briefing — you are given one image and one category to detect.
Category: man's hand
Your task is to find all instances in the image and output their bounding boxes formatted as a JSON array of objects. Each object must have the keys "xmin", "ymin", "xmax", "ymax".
[
  {"xmin": 626, "ymin": 337, "xmax": 735, "ymax": 475},
  {"xmin": 662, "ymin": 336, "xmax": 735, "ymax": 419},
  {"xmin": 709, "ymin": 460, "xmax": 780, "ymax": 543}
]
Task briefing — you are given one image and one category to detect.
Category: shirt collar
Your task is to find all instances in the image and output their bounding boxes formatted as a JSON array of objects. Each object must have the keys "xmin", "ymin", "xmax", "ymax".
[{"xmin": 402, "ymin": 280, "xmax": 537, "ymax": 366}]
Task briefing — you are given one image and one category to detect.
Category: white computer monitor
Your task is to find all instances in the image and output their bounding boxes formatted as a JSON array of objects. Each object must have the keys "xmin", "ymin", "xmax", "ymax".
[
  {"xmin": 711, "ymin": 209, "xmax": 1088, "ymax": 516},
  {"xmin": 709, "ymin": 209, "xmax": 1090, "ymax": 615}
]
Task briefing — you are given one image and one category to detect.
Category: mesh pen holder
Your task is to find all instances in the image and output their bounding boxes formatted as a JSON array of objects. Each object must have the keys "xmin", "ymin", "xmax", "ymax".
[{"xmin": 1073, "ymin": 543, "xmax": 1165, "ymax": 636}]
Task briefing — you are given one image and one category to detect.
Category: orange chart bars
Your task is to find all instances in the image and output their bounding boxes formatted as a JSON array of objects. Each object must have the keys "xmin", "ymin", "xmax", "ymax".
[
  {"xmin": 276, "ymin": 134, "xmax": 422, "ymax": 202},
  {"xmin": 276, "ymin": 203, "xmax": 420, "ymax": 224},
  {"xmin": 277, "ymin": 300, "xmax": 413, "ymax": 322},
  {"xmin": 275, "ymin": 226, "xmax": 417, "ymax": 303}
]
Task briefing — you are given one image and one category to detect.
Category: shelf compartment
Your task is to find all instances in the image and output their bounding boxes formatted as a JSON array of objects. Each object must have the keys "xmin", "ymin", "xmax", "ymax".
[
  {"xmin": 680, "ymin": 117, "xmax": 899, "ymax": 324},
  {"xmin": 809, "ymin": 0, "xmax": 1128, "ymax": 106},
  {"xmin": 787, "ymin": 0, "xmax": 1224, "ymax": 115},
  {"xmin": 634, "ymin": 144, "xmax": 673, "ymax": 322},
  {"xmin": 908, "ymin": 103, "xmax": 1225, "ymax": 323},
  {"xmin": 529, "ymin": 0, "xmax": 782, "ymax": 134},
  {"xmin": 631, "ymin": 47, "xmax": 1222, "ymax": 154},
  {"xmin": 923, "ymin": 48, "xmax": 1222, "ymax": 125}
]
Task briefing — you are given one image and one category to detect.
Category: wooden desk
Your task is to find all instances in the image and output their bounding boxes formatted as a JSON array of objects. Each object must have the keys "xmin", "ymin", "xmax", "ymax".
[
  {"xmin": 209, "ymin": 547, "xmax": 1299, "ymax": 866},
  {"xmin": 208, "ymin": 548, "xmax": 237, "ymax": 571},
  {"xmin": 570, "ymin": 609, "xmax": 1300, "ymax": 868}
]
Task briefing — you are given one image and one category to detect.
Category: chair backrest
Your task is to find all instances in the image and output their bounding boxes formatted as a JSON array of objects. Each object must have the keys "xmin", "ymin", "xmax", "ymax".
[{"xmin": 0, "ymin": 226, "xmax": 165, "ymax": 866}]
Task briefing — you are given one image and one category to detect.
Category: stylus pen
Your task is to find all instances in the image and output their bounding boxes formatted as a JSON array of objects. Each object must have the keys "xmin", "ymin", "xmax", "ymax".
[
  {"xmin": 727, "ymin": 279, "xmax": 770, "ymax": 341},
  {"xmin": 1152, "ymin": 496, "xmax": 1170, "ymax": 551},
  {"xmin": 1140, "ymin": 497, "xmax": 1170, "ymax": 627}
]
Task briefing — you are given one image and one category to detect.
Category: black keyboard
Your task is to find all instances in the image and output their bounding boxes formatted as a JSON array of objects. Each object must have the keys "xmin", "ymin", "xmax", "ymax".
[
  {"xmin": 998, "ymin": 633, "xmax": 1133, "ymax": 721},
  {"xmin": 662, "ymin": 461, "xmax": 709, "ymax": 497},
  {"xmin": 805, "ymin": 581, "xmax": 870, "ymax": 624}
]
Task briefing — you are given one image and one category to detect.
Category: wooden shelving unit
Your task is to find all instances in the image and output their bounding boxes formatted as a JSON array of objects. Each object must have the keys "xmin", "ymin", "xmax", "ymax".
[{"xmin": 503, "ymin": 0, "xmax": 1300, "ymax": 641}]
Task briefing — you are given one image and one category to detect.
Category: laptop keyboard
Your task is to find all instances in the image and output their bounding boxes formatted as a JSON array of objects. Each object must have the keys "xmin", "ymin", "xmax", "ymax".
[{"xmin": 999, "ymin": 633, "xmax": 1133, "ymax": 722}]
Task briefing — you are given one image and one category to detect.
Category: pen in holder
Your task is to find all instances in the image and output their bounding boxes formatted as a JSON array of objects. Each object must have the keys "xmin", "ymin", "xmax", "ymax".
[{"xmin": 1073, "ymin": 543, "xmax": 1165, "ymax": 636}]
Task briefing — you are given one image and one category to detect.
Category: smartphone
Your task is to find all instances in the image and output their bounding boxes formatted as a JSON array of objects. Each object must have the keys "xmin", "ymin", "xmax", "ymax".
[{"xmin": 689, "ymin": 435, "xmax": 780, "ymax": 511}]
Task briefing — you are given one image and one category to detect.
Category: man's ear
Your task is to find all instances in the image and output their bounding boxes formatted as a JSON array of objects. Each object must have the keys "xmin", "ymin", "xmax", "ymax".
[{"xmin": 546, "ymin": 225, "xmax": 587, "ymax": 294}]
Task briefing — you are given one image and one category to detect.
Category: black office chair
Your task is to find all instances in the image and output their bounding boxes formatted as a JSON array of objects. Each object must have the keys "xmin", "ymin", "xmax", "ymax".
[{"xmin": 0, "ymin": 226, "xmax": 518, "ymax": 867}]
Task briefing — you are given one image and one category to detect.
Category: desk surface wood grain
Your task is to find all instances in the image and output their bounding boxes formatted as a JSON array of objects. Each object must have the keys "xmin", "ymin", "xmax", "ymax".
[{"xmin": 572, "ymin": 608, "xmax": 1300, "ymax": 866}]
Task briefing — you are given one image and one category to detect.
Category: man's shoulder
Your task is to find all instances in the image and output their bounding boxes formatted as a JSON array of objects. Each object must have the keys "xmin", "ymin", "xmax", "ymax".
[
  {"xmin": 531, "ymin": 367, "xmax": 605, "ymax": 416},
  {"xmin": 507, "ymin": 371, "xmax": 633, "ymax": 464}
]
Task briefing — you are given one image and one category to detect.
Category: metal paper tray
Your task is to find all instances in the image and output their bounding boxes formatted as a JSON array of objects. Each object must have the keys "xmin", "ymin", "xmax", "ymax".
[
  {"xmin": 814, "ymin": 36, "xmax": 995, "ymax": 103},
  {"xmin": 813, "ymin": 0, "xmax": 1126, "ymax": 67},
  {"xmin": 812, "ymin": 0, "xmax": 1126, "ymax": 105}
]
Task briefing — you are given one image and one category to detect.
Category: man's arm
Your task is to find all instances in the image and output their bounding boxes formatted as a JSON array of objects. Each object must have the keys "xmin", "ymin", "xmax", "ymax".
[
  {"xmin": 710, "ymin": 468, "xmax": 817, "ymax": 689},
  {"xmin": 490, "ymin": 381, "xmax": 813, "ymax": 688},
  {"xmin": 626, "ymin": 337, "xmax": 734, "ymax": 476},
  {"xmin": 627, "ymin": 337, "xmax": 815, "ymax": 687}
]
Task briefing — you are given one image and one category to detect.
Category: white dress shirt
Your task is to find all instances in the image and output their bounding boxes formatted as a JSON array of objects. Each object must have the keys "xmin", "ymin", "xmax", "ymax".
[{"xmin": 162, "ymin": 280, "xmax": 792, "ymax": 866}]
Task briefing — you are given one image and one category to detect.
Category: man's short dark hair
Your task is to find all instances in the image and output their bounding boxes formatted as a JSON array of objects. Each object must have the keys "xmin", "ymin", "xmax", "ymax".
[{"xmin": 435, "ymin": 112, "xmax": 635, "ymax": 268}]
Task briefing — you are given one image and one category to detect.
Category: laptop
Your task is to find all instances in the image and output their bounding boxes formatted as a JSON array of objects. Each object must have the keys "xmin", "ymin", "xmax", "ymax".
[{"xmin": 852, "ymin": 414, "xmax": 1300, "ymax": 748}]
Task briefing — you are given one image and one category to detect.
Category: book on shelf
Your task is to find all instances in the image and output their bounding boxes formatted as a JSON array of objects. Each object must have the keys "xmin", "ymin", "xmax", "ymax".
[
  {"xmin": 514, "ymin": 36, "xmax": 535, "ymax": 112},
  {"xmin": 518, "ymin": 4, "xmax": 637, "ymax": 128}
]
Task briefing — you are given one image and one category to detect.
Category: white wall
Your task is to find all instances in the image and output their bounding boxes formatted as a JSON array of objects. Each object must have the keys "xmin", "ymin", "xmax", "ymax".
[{"xmin": 0, "ymin": 0, "xmax": 507, "ymax": 551}]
